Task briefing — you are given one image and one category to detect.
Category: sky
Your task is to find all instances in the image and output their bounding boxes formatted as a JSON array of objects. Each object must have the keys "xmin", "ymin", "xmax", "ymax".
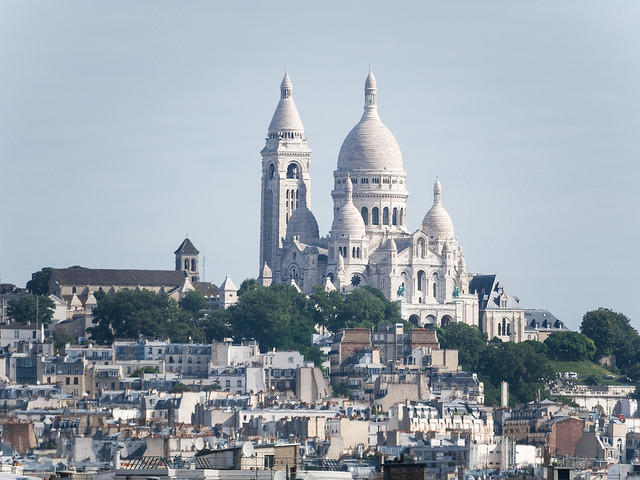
[{"xmin": 1, "ymin": 2, "xmax": 639, "ymax": 331}]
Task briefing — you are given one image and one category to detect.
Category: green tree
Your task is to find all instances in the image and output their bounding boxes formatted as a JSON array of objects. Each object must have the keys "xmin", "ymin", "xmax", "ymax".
[
  {"xmin": 336, "ymin": 286, "xmax": 403, "ymax": 330},
  {"xmin": 228, "ymin": 283, "xmax": 316, "ymax": 351},
  {"xmin": 309, "ymin": 286, "xmax": 343, "ymax": 331},
  {"xmin": 7, "ymin": 295, "xmax": 55, "ymax": 325},
  {"xmin": 179, "ymin": 290, "xmax": 208, "ymax": 317},
  {"xmin": 237, "ymin": 278, "xmax": 259, "ymax": 297},
  {"xmin": 88, "ymin": 289, "xmax": 204, "ymax": 344},
  {"xmin": 478, "ymin": 340, "xmax": 554, "ymax": 405},
  {"xmin": 544, "ymin": 331, "xmax": 596, "ymax": 361},
  {"xmin": 581, "ymin": 308, "xmax": 638, "ymax": 371},
  {"xmin": 132, "ymin": 366, "xmax": 159, "ymax": 377},
  {"xmin": 437, "ymin": 322, "xmax": 487, "ymax": 372},
  {"xmin": 26, "ymin": 267, "xmax": 53, "ymax": 295},
  {"xmin": 200, "ymin": 309, "xmax": 232, "ymax": 342}
]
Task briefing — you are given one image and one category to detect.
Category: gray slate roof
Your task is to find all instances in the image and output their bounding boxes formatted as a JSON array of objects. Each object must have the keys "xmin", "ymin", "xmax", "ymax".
[
  {"xmin": 469, "ymin": 274, "xmax": 520, "ymax": 310},
  {"xmin": 51, "ymin": 268, "xmax": 187, "ymax": 287},
  {"xmin": 174, "ymin": 238, "xmax": 199, "ymax": 255}
]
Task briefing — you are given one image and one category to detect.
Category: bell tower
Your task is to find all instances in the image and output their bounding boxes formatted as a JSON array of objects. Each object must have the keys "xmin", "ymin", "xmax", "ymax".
[
  {"xmin": 259, "ymin": 70, "xmax": 312, "ymax": 274},
  {"xmin": 174, "ymin": 238, "xmax": 199, "ymax": 283}
]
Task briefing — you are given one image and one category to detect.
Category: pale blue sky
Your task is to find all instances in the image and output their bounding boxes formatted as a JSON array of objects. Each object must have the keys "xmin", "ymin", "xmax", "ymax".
[{"xmin": 1, "ymin": 2, "xmax": 638, "ymax": 330}]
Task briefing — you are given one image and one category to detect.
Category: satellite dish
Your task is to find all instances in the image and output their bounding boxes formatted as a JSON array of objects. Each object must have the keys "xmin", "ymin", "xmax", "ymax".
[
  {"xmin": 242, "ymin": 441, "xmax": 255, "ymax": 458},
  {"xmin": 274, "ymin": 471, "xmax": 286, "ymax": 480},
  {"xmin": 195, "ymin": 438, "xmax": 204, "ymax": 451}
]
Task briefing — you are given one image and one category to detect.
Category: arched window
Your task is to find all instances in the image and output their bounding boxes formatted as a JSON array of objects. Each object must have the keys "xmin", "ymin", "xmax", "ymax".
[
  {"xmin": 184, "ymin": 259, "xmax": 189, "ymax": 270},
  {"xmin": 417, "ymin": 271, "xmax": 425, "ymax": 292},
  {"xmin": 286, "ymin": 163, "xmax": 299, "ymax": 179},
  {"xmin": 361, "ymin": 207, "xmax": 369, "ymax": 225},
  {"xmin": 417, "ymin": 238, "xmax": 426, "ymax": 259},
  {"xmin": 392, "ymin": 207, "xmax": 398, "ymax": 226},
  {"xmin": 372, "ymin": 207, "xmax": 379, "ymax": 225},
  {"xmin": 352, "ymin": 247, "xmax": 356, "ymax": 258},
  {"xmin": 432, "ymin": 273, "xmax": 438, "ymax": 297},
  {"xmin": 191, "ymin": 259, "xmax": 196, "ymax": 271},
  {"xmin": 383, "ymin": 207, "xmax": 389, "ymax": 225},
  {"xmin": 400, "ymin": 208, "xmax": 404, "ymax": 225},
  {"xmin": 356, "ymin": 247, "xmax": 360, "ymax": 258},
  {"xmin": 268, "ymin": 164, "xmax": 275, "ymax": 179}
]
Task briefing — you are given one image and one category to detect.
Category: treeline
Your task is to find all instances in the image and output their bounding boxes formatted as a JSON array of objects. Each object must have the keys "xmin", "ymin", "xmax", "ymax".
[
  {"xmin": 88, "ymin": 281, "xmax": 404, "ymax": 365},
  {"xmin": 438, "ymin": 307, "xmax": 637, "ymax": 406}
]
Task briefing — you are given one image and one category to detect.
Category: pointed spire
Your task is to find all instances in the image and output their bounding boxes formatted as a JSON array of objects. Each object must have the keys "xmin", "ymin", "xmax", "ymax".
[
  {"xmin": 324, "ymin": 276, "xmax": 337, "ymax": 292},
  {"xmin": 345, "ymin": 173, "xmax": 353, "ymax": 201},
  {"xmin": 268, "ymin": 70, "xmax": 304, "ymax": 135},
  {"xmin": 365, "ymin": 66, "xmax": 377, "ymax": 109},
  {"xmin": 433, "ymin": 177, "xmax": 442, "ymax": 206},
  {"xmin": 281, "ymin": 69, "xmax": 293, "ymax": 99}
]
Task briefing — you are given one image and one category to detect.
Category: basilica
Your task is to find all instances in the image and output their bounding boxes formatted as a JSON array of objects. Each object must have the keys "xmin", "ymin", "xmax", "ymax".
[{"xmin": 257, "ymin": 69, "xmax": 565, "ymax": 342}]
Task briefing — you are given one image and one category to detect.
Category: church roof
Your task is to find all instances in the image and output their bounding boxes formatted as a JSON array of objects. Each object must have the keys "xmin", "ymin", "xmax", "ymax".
[
  {"xmin": 469, "ymin": 274, "xmax": 520, "ymax": 310},
  {"xmin": 524, "ymin": 309, "xmax": 566, "ymax": 330},
  {"xmin": 174, "ymin": 238, "xmax": 199, "ymax": 255},
  {"xmin": 286, "ymin": 206, "xmax": 320, "ymax": 242},
  {"xmin": 268, "ymin": 70, "xmax": 304, "ymax": 134},
  {"xmin": 51, "ymin": 268, "xmax": 187, "ymax": 288},
  {"xmin": 219, "ymin": 275, "xmax": 238, "ymax": 292},
  {"xmin": 337, "ymin": 70, "xmax": 404, "ymax": 173}
]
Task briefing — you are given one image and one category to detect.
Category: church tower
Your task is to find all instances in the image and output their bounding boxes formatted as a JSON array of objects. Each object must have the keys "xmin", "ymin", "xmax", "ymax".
[
  {"xmin": 259, "ymin": 70, "xmax": 312, "ymax": 274},
  {"xmin": 174, "ymin": 238, "xmax": 199, "ymax": 283}
]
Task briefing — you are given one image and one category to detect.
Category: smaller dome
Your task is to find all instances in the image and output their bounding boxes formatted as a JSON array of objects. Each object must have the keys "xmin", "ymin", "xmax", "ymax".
[
  {"xmin": 286, "ymin": 206, "xmax": 320, "ymax": 242},
  {"xmin": 331, "ymin": 176, "xmax": 366, "ymax": 238},
  {"xmin": 422, "ymin": 178, "xmax": 455, "ymax": 240}
]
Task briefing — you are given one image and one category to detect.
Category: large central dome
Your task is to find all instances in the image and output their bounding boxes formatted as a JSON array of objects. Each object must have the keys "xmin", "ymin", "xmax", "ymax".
[{"xmin": 336, "ymin": 71, "xmax": 404, "ymax": 173}]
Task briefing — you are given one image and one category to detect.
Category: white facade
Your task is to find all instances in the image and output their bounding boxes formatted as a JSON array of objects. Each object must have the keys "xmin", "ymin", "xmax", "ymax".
[{"xmin": 259, "ymin": 70, "xmax": 479, "ymax": 329}]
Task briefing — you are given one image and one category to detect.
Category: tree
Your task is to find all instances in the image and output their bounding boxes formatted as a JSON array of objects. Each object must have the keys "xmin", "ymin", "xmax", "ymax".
[
  {"xmin": 179, "ymin": 290, "xmax": 208, "ymax": 317},
  {"xmin": 26, "ymin": 267, "xmax": 53, "ymax": 295},
  {"xmin": 437, "ymin": 322, "xmax": 487, "ymax": 372},
  {"xmin": 309, "ymin": 286, "xmax": 343, "ymax": 332},
  {"xmin": 7, "ymin": 295, "xmax": 55, "ymax": 325},
  {"xmin": 88, "ymin": 289, "xmax": 204, "ymax": 344},
  {"xmin": 581, "ymin": 308, "xmax": 639, "ymax": 371},
  {"xmin": 335, "ymin": 286, "xmax": 403, "ymax": 330},
  {"xmin": 544, "ymin": 331, "xmax": 596, "ymax": 361},
  {"xmin": 200, "ymin": 309, "xmax": 232, "ymax": 342},
  {"xmin": 478, "ymin": 340, "xmax": 554, "ymax": 405},
  {"xmin": 228, "ymin": 283, "xmax": 316, "ymax": 351},
  {"xmin": 237, "ymin": 278, "xmax": 259, "ymax": 297},
  {"xmin": 132, "ymin": 366, "xmax": 159, "ymax": 377}
]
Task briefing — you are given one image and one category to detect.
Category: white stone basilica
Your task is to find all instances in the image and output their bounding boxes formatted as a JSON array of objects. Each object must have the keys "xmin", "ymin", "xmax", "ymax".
[{"xmin": 258, "ymin": 69, "xmax": 564, "ymax": 339}]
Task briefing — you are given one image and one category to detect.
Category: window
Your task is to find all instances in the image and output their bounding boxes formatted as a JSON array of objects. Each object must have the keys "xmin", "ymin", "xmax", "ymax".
[
  {"xmin": 74, "ymin": 377, "xmax": 78, "ymax": 385},
  {"xmin": 392, "ymin": 208, "xmax": 398, "ymax": 226},
  {"xmin": 225, "ymin": 380, "xmax": 230, "ymax": 387},
  {"xmin": 372, "ymin": 207, "xmax": 379, "ymax": 225},
  {"xmin": 383, "ymin": 207, "xmax": 389, "ymax": 225},
  {"xmin": 237, "ymin": 380, "xmax": 242, "ymax": 387},
  {"xmin": 372, "ymin": 177, "xmax": 380, "ymax": 184},
  {"xmin": 268, "ymin": 163, "xmax": 275, "ymax": 178},
  {"xmin": 361, "ymin": 207, "xmax": 368, "ymax": 225},
  {"xmin": 288, "ymin": 357, "xmax": 294, "ymax": 364},
  {"xmin": 286, "ymin": 163, "xmax": 299, "ymax": 179}
]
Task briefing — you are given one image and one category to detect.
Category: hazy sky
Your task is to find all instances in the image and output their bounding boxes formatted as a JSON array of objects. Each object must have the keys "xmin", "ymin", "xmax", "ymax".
[{"xmin": 1, "ymin": 2, "xmax": 639, "ymax": 331}]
